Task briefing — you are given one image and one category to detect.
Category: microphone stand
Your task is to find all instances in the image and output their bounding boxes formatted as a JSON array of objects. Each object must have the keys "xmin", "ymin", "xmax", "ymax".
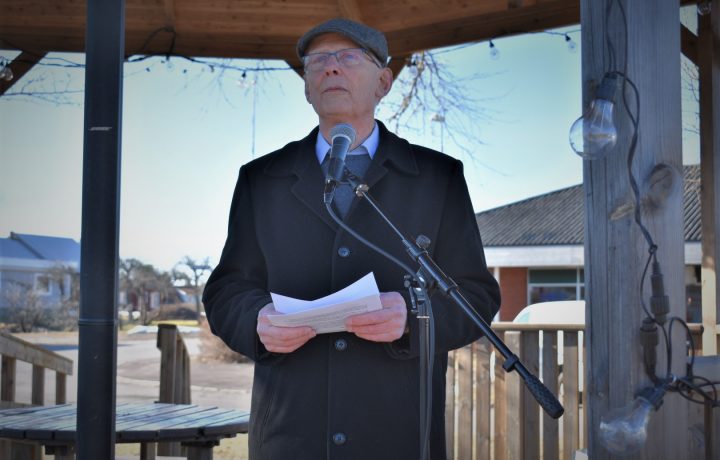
[{"xmin": 325, "ymin": 173, "xmax": 564, "ymax": 458}]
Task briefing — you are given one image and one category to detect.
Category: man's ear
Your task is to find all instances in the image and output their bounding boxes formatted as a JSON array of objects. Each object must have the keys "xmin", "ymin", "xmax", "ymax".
[
  {"xmin": 376, "ymin": 67, "xmax": 394, "ymax": 99},
  {"xmin": 304, "ymin": 77, "xmax": 311, "ymax": 103}
]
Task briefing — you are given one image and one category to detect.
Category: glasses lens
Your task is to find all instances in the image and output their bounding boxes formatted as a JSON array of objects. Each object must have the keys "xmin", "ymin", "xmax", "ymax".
[
  {"xmin": 337, "ymin": 49, "xmax": 363, "ymax": 67},
  {"xmin": 304, "ymin": 54, "xmax": 328, "ymax": 71}
]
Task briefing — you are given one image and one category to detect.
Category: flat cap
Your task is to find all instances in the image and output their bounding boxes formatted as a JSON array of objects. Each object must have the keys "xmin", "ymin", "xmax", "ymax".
[{"xmin": 296, "ymin": 18, "xmax": 388, "ymax": 66}]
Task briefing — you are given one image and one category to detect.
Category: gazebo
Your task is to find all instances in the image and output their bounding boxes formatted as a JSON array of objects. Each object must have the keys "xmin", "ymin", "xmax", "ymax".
[{"xmin": 1, "ymin": 1, "xmax": 717, "ymax": 459}]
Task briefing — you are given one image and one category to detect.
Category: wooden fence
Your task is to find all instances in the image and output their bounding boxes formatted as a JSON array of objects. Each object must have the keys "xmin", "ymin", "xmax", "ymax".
[
  {"xmin": 0, "ymin": 331, "xmax": 73, "ymax": 459},
  {"xmin": 444, "ymin": 322, "xmax": 704, "ymax": 460},
  {"xmin": 155, "ymin": 323, "xmax": 192, "ymax": 457},
  {"xmin": 0, "ymin": 331, "xmax": 73, "ymax": 408}
]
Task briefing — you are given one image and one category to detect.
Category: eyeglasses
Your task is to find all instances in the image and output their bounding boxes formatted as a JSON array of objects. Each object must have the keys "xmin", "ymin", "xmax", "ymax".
[{"xmin": 302, "ymin": 48, "xmax": 382, "ymax": 72}]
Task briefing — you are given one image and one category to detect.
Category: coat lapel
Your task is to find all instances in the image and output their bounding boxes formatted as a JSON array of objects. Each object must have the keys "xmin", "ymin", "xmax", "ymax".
[{"xmin": 264, "ymin": 122, "xmax": 420, "ymax": 230}]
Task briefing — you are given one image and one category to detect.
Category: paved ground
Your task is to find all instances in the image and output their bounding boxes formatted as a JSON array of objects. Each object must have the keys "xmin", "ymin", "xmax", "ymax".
[{"xmin": 14, "ymin": 331, "xmax": 254, "ymax": 411}]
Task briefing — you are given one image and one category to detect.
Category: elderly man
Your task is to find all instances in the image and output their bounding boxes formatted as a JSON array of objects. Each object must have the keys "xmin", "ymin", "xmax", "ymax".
[{"xmin": 203, "ymin": 18, "xmax": 500, "ymax": 460}]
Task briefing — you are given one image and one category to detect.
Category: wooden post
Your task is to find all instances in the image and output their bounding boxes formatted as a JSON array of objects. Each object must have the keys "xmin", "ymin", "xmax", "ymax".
[
  {"xmin": 31, "ymin": 365, "xmax": 45, "ymax": 406},
  {"xmin": 581, "ymin": 0, "xmax": 688, "ymax": 458},
  {"xmin": 504, "ymin": 332, "xmax": 521, "ymax": 460},
  {"xmin": 455, "ymin": 346, "xmax": 473, "ymax": 460},
  {"xmin": 1, "ymin": 356, "xmax": 16, "ymax": 403},
  {"xmin": 475, "ymin": 339, "xmax": 492, "ymax": 460},
  {"xmin": 519, "ymin": 331, "xmax": 540, "ymax": 457},
  {"xmin": 55, "ymin": 373, "xmax": 66, "ymax": 405},
  {"xmin": 542, "ymin": 331, "xmax": 559, "ymax": 460},
  {"xmin": 698, "ymin": 0, "xmax": 720, "ymax": 356},
  {"xmin": 493, "ymin": 331, "xmax": 508, "ymax": 460},
  {"xmin": 445, "ymin": 350, "xmax": 456, "ymax": 460}
]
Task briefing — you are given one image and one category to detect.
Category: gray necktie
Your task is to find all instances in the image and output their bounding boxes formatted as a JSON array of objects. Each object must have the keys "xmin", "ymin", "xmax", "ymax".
[{"xmin": 328, "ymin": 146, "xmax": 372, "ymax": 219}]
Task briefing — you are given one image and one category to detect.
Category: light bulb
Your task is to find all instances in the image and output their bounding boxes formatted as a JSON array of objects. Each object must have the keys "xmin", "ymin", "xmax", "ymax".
[
  {"xmin": 0, "ymin": 65, "xmax": 13, "ymax": 82},
  {"xmin": 698, "ymin": 0, "xmax": 711, "ymax": 15},
  {"xmin": 569, "ymin": 74, "xmax": 619, "ymax": 160},
  {"xmin": 565, "ymin": 35, "xmax": 577, "ymax": 53},
  {"xmin": 599, "ymin": 386, "xmax": 665, "ymax": 455},
  {"xmin": 489, "ymin": 41, "xmax": 500, "ymax": 60}
]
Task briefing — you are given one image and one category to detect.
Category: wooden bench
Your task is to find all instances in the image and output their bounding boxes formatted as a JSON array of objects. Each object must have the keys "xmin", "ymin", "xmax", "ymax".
[{"xmin": 0, "ymin": 402, "xmax": 249, "ymax": 460}]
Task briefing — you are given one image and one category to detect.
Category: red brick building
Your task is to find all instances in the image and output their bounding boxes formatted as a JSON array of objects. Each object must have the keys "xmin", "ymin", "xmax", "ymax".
[{"xmin": 476, "ymin": 165, "xmax": 702, "ymax": 322}]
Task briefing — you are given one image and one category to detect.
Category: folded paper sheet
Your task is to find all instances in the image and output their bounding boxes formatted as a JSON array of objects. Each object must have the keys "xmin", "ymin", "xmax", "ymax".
[{"xmin": 268, "ymin": 272, "xmax": 382, "ymax": 334}]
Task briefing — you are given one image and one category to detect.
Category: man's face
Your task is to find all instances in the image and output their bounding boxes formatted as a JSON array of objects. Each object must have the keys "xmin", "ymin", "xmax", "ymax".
[{"xmin": 303, "ymin": 33, "xmax": 392, "ymax": 125}]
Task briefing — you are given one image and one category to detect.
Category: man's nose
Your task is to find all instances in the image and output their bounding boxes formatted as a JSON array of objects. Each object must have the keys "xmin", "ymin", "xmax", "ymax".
[{"xmin": 322, "ymin": 55, "xmax": 342, "ymax": 74}]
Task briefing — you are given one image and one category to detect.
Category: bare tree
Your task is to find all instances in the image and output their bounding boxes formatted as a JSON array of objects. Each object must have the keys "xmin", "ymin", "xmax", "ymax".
[
  {"xmin": 380, "ymin": 50, "xmax": 499, "ymax": 157},
  {"xmin": 2, "ymin": 284, "xmax": 45, "ymax": 332},
  {"xmin": 119, "ymin": 258, "xmax": 175, "ymax": 325},
  {"xmin": 174, "ymin": 256, "xmax": 212, "ymax": 317}
]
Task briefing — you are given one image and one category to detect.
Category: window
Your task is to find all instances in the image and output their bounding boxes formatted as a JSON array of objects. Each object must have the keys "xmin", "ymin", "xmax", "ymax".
[
  {"xmin": 34, "ymin": 274, "xmax": 51, "ymax": 295},
  {"xmin": 528, "ymin": 268, "xmax": 584, "ymax": 304}
]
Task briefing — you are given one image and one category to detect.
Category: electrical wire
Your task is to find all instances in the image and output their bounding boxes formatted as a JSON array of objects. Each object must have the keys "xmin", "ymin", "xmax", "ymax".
[{"xmin": 606, "ymin": 0, "xmax": 719, "ymax": 410}]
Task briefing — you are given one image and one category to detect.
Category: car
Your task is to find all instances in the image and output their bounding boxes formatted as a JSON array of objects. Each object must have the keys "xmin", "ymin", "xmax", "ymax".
[
  {"xmin": 511, "ymin": 300, "xmax": 585, "ymax": 403},
  {"xmin": 512, "ymin": 300, "xmax": 585, "ymax": 324}
]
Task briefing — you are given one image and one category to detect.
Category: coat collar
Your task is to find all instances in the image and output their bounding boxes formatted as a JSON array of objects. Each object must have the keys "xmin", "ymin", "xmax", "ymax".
[{"xmin": 261, "ymin": 121, "xmax": 420, "ymax": 229}]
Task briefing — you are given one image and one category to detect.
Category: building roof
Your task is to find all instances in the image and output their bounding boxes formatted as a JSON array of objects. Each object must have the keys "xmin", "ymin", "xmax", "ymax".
[
  {"xmin": 0, "ymin": 232, "xmax": 80, "ymax": 264},
  {"xmin": 0, "ymin": 238, "xmax": 38, "ymax": 259},
  {"xmin": 476, "ymin": 165, "xmax": 701, "ymax": 247}
]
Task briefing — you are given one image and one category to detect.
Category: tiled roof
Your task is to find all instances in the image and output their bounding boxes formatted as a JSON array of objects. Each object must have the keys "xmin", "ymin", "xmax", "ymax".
[
  {"xmin": 0, "ymin": 232, "xmax": 80, "ymax": 263},
  {"xmin": 476, "ymin": 165, "xmax": 701, "ymax": 247}
]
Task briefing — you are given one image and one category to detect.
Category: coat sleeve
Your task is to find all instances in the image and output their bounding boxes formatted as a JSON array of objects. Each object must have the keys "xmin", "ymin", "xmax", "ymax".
[
  {"xmin": 387, "ymin": 159, "xmax": 501, "ymax": 358},
  {"xmin": 202, "ymin": 165, "xmax": 274, "ymax": 362}
]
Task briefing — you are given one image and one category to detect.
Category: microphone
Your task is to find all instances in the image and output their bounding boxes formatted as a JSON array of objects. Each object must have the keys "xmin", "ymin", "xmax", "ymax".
[{"xmin": 326, "ymin": 123, "xmax": 356, "ymax": 185}]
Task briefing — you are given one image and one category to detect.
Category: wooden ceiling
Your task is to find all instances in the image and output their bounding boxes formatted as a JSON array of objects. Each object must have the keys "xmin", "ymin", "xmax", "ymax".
[{"xmin": 1, "ymin": 0, "xmax": 581, "ymax": 65}]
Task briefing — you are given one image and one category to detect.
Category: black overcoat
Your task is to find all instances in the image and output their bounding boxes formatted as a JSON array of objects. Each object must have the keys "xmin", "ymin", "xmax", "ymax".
[{"xmin": 203, "ymin": 122, "xmax": 500, "ymax": 460}]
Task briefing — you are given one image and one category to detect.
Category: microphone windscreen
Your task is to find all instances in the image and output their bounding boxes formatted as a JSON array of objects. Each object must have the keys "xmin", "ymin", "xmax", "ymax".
[{"xmin": 330, "ymin": 123, "xmax": 356, "ymax": 144}]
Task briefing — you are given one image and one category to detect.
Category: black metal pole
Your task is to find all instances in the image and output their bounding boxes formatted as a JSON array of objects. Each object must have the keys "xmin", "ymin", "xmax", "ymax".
[{"xmin": 77, "ymin": 0, "xmax": 125, "ymax": 458}]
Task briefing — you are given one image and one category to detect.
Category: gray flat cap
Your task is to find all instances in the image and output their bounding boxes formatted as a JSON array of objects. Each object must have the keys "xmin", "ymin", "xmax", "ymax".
[{"xmin": 296, "ymin": 18, "xmax": 388, "ymax": 65}]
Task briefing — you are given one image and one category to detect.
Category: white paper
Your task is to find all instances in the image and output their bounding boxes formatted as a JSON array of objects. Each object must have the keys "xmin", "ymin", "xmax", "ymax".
[{"xmin": 267, "ymin": 272, "xmax": 382, "ymax": 334}]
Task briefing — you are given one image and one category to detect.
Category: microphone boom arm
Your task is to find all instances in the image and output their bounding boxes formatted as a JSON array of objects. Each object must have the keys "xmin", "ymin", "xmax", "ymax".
[{"xmin": 343, "ymin": 173, "xmax": 565, "ymax": 420}]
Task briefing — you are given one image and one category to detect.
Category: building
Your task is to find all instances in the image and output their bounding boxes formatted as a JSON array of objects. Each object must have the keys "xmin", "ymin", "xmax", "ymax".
[
  {"xmin": 477, "ymin": 165, "xmax": 701, "ymax": 322},
  {"xmin": 0, "ymin": 232, "xmax": 80, "ymax": 308}
]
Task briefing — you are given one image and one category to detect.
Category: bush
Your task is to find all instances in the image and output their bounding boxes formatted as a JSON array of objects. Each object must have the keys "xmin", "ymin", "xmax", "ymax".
[
  {"xmin": 198, "ymin": 316, "xmax": 251, "ymax": 364},
  {"xmin": 152, "ymin": 304, "xmax": 199, "ymax": 321}
]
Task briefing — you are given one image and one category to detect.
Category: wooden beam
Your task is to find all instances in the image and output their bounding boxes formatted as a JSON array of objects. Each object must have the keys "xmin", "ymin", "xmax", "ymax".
[
  {"xmin": 682, "ymin": 23, "xmax": 698, "ymax": 66},
  {"xmin": 384, "ymin": 1, "xmax": 580, "ymax": 57},
  {"xmin": 387, "ymin": 54, "xmax": 410, "ymax": 79},
  {"xmin": 582, "ymin": 0, "xmax": 687, "ymax": 458},
  {"xmin": 0, "ymin": 51, "xmax": 47, "ymax": 96},
  {"xmin": 163, "ymin": 0, "xmax": 176, "ymax": 29},
  {"xmin": 698, "ymin": 7, "xmax": 720, "ymax": 356},
  {"xmin": 337, "ymin": 0, "xmax": 363, "ymax": 22}
]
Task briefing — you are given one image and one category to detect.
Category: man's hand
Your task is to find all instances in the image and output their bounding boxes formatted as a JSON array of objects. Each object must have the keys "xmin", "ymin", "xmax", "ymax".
[
  {"xmin": 257, "ymin": 303, "xmax": 316, "ymax": 353},
  {"xmin": 345, "ymin": 291, "xmax": 407, "ymax": 342}
]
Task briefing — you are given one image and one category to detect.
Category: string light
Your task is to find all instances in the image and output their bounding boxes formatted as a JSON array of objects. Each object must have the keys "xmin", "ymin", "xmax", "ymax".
[
  {"xmin": 698, "ymin": 0, "xmax": 712, "ymax": 15},
  {"xmin": 565, "ymin": 34, "xmax": 578, "ymax": 53},
  {"xmin": 488, "ymin": 40, "xmax": 500, "ymax": 60},
  {"xmin": 0, "ymin": 58, "xmax": 13, "ymax": 82}
]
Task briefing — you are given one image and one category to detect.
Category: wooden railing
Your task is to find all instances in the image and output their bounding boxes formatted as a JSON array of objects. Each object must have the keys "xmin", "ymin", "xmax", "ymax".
[
  {"xmin": 155, "ymin": 323, "xmax": 192, "ymax": 457},
  {"xmin": 0, "ymin": 331, "xmax": 73, "ymax": 408},
  {"xmin": 444, "ymin": 322, "xmax": 704, "ymax": 460},
  {"xmin": 0, "ymin": 330, "xmax": 74, "ymax": 459}
]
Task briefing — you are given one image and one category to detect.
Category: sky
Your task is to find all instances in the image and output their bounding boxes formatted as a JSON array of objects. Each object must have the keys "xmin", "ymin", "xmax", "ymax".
[{"xmin": 0, "ymin": 23, "xmax": 700, "ymax": 273}]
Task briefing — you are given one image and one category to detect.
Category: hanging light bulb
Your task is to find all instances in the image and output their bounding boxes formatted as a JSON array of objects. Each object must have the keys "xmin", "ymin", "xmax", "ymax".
[
  {"xmin": 569, "ymin": 73, "xmax": 619, "ymax": 160},
  {"xmin": 698, "ymin": 0, "xmax": 711, "ymax": 15},
  {"xmin": 0, "ymin": 61, "xmax": 13, "ymax": 82},
  {"xmin": 599, "ymin": 386, "xmax": 665, "ymax": 455},
  {"xmin": 489, "ymin": 40, "xmax": 500, "ymax": 60},
  {"xmin": 565, "ymin": 34, "xmax": 578, "ymax": 53}
]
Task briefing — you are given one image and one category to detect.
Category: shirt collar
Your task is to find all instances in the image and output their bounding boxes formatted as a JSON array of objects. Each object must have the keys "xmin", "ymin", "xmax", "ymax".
[{"xmin": 315, "ymin": 122, "xmax": 379, "ymax": 164}]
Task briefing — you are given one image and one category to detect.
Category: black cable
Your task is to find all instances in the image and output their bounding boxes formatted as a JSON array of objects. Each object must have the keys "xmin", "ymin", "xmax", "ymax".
[{"xmin": 323, "ymin": 196, "xmax": 416, "ymax": 279}]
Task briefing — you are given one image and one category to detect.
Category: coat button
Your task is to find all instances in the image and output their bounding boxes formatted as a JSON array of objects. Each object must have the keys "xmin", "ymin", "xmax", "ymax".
[
  {"xmin": 337, "ymin": 246, "xmax": 351, "ymax": 258},
  {"xmin": 332, "ymin": 432, "xmax": 347, "ymax": 445},
  {"xmin": 334, "ymin": 338, "xmax": 347, "ymax": 351}
]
